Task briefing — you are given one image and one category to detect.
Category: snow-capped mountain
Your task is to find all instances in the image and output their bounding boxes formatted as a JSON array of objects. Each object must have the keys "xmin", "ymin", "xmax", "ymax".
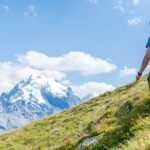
[{"xmin": 0, "ymin": 74, "xmax": 81, "ymax": 133}]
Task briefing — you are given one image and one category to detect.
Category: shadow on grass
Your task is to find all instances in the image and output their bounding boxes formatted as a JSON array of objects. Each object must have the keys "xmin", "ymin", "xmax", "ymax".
[
  {"xmin": 59, "ymin": 82, "xmax": 150, "ymax": 150},
  {"xmin": 90, "ymin": 96, "xmax": 150, "ymax": 150}
]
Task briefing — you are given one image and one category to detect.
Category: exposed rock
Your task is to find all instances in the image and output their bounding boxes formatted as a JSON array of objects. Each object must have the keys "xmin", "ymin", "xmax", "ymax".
[
  {"xmin": 78, "ymin": 136, "xmax": 99, "ymax": 149},
  {"xmin": 83, "ymin": 129, "xmax": 90, "ymax": 134}
]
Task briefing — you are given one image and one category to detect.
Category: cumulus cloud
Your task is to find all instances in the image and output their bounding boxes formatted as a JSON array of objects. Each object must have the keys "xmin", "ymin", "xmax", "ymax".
[
  {"xmin": 71, "ymin": 82, "xmax": 115, "ymax": 98},
  {"xmin": 24, "ymin": 6, "xmax": 38, "ymax": 17},
  {"xmin": 114, "ymin": 0, "xmax": 145, "ymax": 25},
  {"xmin": 128, "ymin": 17, "xmax": 142, "ymax": 25},
  {"xmin": 119, "ymin": 66, "xmax": 137, "ymax": 77},
  {"xmin": 114, "ymin": 1, "xmax": 125, "ymax": 13},
  {"xmin": 17, "ymin": 51, "xmax": 117, "ymax": 76},
  {"xmin": 0, "ymin": 51, "xmax": 116, "ymax": 94},
  {"xmin": 0, "ymin": 61, "xmax": 66, "ymax": 93}
]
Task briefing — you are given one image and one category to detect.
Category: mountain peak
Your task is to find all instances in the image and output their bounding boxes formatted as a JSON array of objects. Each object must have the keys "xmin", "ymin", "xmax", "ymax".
[{"xmin": 0, "ymin": 74, "xmax": 81, "ymax": 133}]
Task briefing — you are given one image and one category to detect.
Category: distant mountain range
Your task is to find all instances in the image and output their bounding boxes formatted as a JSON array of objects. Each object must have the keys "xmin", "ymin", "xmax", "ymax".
[{"xmin": 0, "ymin": 75, "xmax": 83, "ymax": 133}]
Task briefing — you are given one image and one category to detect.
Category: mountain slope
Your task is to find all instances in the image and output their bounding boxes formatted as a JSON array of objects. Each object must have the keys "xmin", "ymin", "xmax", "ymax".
[{"xmin": 0, "ymin": 75, "xmax": 150, "ymax": 150}]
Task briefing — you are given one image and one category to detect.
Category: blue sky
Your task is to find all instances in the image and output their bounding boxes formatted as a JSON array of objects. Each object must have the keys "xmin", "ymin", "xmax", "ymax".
[{"xmin": 0, "ymin": 0, "xmax": 150, "ymax": 97}]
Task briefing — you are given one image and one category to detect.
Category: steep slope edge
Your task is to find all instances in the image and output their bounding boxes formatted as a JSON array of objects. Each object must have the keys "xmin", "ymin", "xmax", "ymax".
[{"xmin": 0, "ymin": 75, "xmax": 150, "ymax": 150}]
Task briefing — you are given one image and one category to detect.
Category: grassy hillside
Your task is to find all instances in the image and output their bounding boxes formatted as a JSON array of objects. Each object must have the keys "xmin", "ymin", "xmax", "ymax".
[{"xmin": 0, "ymin": 75, "xmax": 150, "ymax": 150}]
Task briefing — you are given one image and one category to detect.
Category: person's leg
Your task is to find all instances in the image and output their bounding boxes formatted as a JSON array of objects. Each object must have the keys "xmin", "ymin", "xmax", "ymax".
[{"xmin": 147, "ymin": 72, "xmax": 150, "ymax": 91}]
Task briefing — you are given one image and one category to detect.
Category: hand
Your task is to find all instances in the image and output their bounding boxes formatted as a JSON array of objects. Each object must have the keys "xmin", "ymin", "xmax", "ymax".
[{"xmin": 136, "ymin": 74, "xmax": 141, "ymax": 82}]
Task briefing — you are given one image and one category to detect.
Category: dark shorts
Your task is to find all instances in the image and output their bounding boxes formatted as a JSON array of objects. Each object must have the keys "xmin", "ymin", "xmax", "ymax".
[
  {"xmin": 147, "ymin": 73, "xmax": 150, "ymax": 90},
  {"xmin": 146, "ymin": 37, "xmax": 150, "ymax": 48}
]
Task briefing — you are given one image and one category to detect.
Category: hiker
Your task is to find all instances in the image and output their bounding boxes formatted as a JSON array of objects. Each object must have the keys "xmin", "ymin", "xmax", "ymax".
[{"xmin": 136, "ymin": 37, "xmax": 150, "ymax": 89}]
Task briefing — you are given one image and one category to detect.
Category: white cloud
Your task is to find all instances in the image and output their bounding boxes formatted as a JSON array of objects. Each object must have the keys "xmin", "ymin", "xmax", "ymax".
[
  {"xmin": 114, "ymin": 1, "xmax": 125, "ymax": 13},
  {"xmin": 89, "ymin": 0, "xmax": 98, "ymax": 5},
  {"xmin": 119, "ymin": 66, "xmax": 137, "ymax": 77},
  {"xmin": 17, "ymin": 51, "xmax": 117, "ymax": 76},
  {"xmin": 1, "ymin": 5, "xmax": 10, "ymax": 12},
  {"xmin": 71, "ymin": 82, "xmax": 115, "ymax": 98},
  {"xmin": 114, "ymin": 0, "xmax": 145, "ymax": 24},
  {"xmin": 0, "ymin": 51, "xmax": 116, "ymax": 94},
  {"xmin": 127, "ymin": 17, "xmax": 142, "ymax": 25},
  {"xmin": 0, "ymin": 61, "xmax": 66, "ymax": 93},
  {"xmin": 24, "ymin": 6, "xmax": 37, "ymax": 17},
  {"xmin": 133, "ymin": 0, "xmax": 141, "ymax": 6}
]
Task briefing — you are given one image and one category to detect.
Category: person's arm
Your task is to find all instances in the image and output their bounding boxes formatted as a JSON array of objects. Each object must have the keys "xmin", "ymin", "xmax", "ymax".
[{"xmin": 136, "ymin": 47, "xmax": 150, "ymax": 81}]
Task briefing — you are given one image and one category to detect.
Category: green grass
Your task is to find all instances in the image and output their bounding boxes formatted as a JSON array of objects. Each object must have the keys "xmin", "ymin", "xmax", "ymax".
[{"xmin": 0, "ymin": 75, "xmax": 150, "ymax": 150}]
